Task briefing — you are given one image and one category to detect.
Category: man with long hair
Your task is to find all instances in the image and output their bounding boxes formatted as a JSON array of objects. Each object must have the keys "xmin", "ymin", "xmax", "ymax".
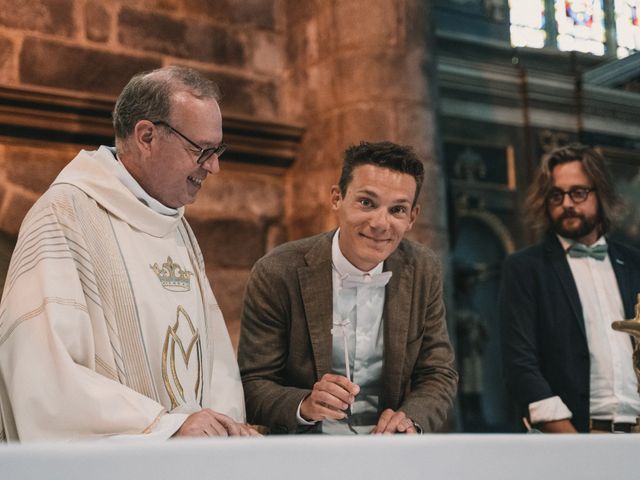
[{"xmin": 500, "ymin": 143, "xmax": 640, "ymax": 433}]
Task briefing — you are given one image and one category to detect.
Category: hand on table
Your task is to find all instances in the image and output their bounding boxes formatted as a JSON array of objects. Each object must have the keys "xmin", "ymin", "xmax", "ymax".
[
  {"xmin": 174, "ymin": 409, "xmax": 261, "ymax": 437},
  {"xmin": 371, "ymin": 409, "xmax": 418, "ymax": 434}
]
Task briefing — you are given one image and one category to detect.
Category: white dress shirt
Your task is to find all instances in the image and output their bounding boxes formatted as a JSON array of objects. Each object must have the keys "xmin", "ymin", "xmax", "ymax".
[
  {"xmin": 529, "ymin": 235, "xmax": 640, "ymax": 425},
  {"xmin": 296, "ymin": 229, "xmax": 388, "ymax": 434}
]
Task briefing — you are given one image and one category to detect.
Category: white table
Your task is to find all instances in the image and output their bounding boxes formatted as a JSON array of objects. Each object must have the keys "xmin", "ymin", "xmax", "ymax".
[{"xmin": 1, "ymin": 434, "xmax": 636, "ymax": 480}]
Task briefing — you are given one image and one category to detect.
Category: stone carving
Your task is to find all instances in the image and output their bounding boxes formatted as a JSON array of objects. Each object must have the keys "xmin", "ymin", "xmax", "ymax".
[
  {"xmin": 484, "ymin": 0, "xmax": 507, "ymax": 22},
  {"xmin": 539, "ymin": 130, "xmax": 571, "ymax": 153},
  {"xmin": 453, "ymin": 147, "xmax": 487, "ymax": 181}
]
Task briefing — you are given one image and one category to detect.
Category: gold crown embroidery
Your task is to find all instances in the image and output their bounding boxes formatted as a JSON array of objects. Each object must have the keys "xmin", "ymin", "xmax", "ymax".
[{"xmin": 150, "ymin": 256, "xmax": 193, "ymax": 292}]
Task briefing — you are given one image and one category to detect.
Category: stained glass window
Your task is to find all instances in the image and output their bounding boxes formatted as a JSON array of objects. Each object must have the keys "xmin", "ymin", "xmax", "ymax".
[
  {"xmin": 555, "ymin": 0, "xmax": 606, "ymax": 55},
  {"xmin": 509, "ymin": 0, "xmax": 546, "ymax": 48},
  {"xmin": 615, "ymin": 0, "xmax": 640, "ymax": 57}
]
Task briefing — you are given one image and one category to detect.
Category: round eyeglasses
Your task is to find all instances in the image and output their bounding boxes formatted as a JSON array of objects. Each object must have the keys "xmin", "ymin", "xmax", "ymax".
[
  {"xmin": 547, "ymin": 187, "xmax": 596, "ymax": 206},
  {"xmin": 153, "ymin": 120, "xmax": 226, "ymax": 165}
]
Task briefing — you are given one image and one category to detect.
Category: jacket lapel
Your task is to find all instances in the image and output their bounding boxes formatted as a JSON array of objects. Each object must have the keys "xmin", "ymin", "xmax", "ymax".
[
  {"xmin": 609, "ymin": 240, "xmax": 635, "ymax": 319},
  {"xmin": 299, "ymin": 233, "xmax": 334, "ymax": 380},
  {"xmin": 381, "ymin": 247, "xmax": 413, "ymax": 409},
  {"xmin": 545, "ymin": 233, "xmax": 586, "ymax": 339}
]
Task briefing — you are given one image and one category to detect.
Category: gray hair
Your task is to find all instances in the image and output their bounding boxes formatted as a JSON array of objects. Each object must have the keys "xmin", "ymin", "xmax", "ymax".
[{"xmin": 112, "ymin": 66, "xmax": 221, "ymax": 146}]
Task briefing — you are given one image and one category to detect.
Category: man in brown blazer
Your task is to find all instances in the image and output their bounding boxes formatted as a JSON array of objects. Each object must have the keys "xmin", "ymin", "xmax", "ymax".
[{"xmin": 238, "ymin": 141, "xmax": 457, "ymax": 434}]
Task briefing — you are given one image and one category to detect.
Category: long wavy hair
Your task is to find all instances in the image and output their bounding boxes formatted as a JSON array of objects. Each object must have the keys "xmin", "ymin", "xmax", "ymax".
[{"xmin": 526, "ymin": 143, "xmax": 623, "ymax": 238}]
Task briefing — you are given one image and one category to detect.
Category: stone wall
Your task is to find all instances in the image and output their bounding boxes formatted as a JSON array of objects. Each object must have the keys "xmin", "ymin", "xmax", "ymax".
[
  {"xmin": 0, "ymin": 0, "xmax": 283, "ymax": 117},
  {"xmin": 282, "ymin": 0, "xmax": 448, "ymax": 252}
]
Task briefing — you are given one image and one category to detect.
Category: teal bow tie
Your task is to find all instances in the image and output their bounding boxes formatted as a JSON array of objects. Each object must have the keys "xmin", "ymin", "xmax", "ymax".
[{"xmin": 567, "ymin": 243, "xmax": 608, "ymax": 261}]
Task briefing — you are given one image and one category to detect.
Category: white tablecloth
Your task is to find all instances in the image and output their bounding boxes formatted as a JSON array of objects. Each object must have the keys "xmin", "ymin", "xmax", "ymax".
[{"xmin": 1, "ymin": 434, "xmax": 636, "ymax": 480}]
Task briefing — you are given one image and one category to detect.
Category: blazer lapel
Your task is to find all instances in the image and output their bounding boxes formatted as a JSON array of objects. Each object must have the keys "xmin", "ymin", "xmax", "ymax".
[
  {"xmin": 545, "ymin": 234, "xmax": 586, "ymax": 339},
  {"xmin": 609, "ymin": 240, "xmax": 635, "ymax": 319},
  {"xmin": 381, "ymin": 247, "xmax": 413, "ymax": 409},
  {"xmin": 299, "ymin": 234, "xmax": 334, "ymax": 380}
]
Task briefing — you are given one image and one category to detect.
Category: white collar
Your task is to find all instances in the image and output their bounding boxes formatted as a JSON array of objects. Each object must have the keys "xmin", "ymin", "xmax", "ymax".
[{"xmin": 109, "ymin": 149, "xmax": 179, "ymax": 216}]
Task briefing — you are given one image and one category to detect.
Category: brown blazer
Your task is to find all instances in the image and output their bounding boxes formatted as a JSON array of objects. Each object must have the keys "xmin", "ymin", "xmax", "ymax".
[{"xmin": 238, "ymin": 231, "xmax": 458, "ymax": 433}]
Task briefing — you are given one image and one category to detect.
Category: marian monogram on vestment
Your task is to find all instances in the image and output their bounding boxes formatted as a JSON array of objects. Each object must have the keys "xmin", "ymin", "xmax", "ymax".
[
  {"xmin": 150, "ymin": 256, "xmax": 193, "ymax": 292},
  {"xmin": 161, "ymin": 306, "xmax": 203, "ymax": 409}
]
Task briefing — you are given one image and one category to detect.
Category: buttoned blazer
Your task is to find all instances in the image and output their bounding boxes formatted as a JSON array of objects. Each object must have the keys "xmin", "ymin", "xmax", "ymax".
[
  {"xmin": 238, "ymin": 231, "xmax": 458, "ymax": 434},
  {"xmin": 500, "ymin": 232, "xmax": 640, "ymax": 432}
]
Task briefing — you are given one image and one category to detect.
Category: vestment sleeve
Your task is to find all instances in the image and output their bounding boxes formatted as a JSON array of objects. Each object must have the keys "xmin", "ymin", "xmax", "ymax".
[{"xmin": 0, "ymin": 200, "xmax": 176, "ymax": 442}]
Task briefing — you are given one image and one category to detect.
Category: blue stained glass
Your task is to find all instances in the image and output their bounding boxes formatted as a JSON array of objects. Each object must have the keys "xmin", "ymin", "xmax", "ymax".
[{"xmin": 566, "ymin": 1, "xmax": 596, "ymax": 26}]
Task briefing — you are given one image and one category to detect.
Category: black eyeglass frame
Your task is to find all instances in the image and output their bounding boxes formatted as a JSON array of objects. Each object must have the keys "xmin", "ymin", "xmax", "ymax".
[
  {"xmin": 153, "ymin": 120, "xmax": 227, "ymax": 165},
  {"xmin": 547, "ymin": 187, "xmax": 596, "ymax": 206}
]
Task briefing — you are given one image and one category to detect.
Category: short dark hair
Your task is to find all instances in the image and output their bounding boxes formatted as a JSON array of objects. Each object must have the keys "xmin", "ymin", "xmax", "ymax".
[
  {"xmin": 112, "ymin": 65, "xmax": 221, "ymax": 144},
  {"xmin": 338, "ymin": 141, "xmax": 424, "ymax": 206},
  {"xmin": 526, "ymin": 143, "xmax": 623, "ymax": 236}
]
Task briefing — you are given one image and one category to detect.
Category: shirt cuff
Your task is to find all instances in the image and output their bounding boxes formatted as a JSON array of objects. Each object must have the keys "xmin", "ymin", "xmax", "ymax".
[
  {"xmin": 296, "ymin": 398, "xmax": 318, "ymax": 426},
  {"xmin": 528, "ymin": 396, "xmax": 573, "ymax": 425}
]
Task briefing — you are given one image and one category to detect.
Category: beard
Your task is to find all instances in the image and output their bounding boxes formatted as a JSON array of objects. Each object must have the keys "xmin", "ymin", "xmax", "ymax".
[{"xmin": 551, "ymin": 209, "xmax": 599, "ymax": 240}]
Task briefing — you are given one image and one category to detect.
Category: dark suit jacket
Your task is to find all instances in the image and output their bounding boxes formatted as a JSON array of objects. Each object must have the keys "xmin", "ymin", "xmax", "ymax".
[
  {"xmin": 499, "ymin": 232, "xmax": 640, "ymax": 432},
  {"xmin": 238, "ymin": 231, "xmax": 458, "ymax": 434}
]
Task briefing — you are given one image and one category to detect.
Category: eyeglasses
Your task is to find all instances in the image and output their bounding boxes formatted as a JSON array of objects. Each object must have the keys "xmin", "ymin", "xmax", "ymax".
[
  {"xmin": 547, "ymin": 187, "xmax": 596, "ymax": 206},
  {"xmin": 153, "ymin": 121, "xmax": 227, "ymax": 165}
]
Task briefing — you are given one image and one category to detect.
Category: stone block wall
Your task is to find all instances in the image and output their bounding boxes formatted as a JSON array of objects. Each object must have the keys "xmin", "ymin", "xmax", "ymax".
[
  {"xmin": 186, "ymin": 164, "xmax": 287, "ymax": 343},
  {"xmin": 0, "ymin": 0, "xmax": 283, "ymax": 116},
  {"xmin": 282, "ymin": 0, "xmax": 449, "ymax": 253}
]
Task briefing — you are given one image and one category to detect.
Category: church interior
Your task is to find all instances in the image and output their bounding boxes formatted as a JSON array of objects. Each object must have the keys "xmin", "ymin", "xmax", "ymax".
[{"xmin": 1, "ymin": 0, "xmax": 639, "ymax": 433}]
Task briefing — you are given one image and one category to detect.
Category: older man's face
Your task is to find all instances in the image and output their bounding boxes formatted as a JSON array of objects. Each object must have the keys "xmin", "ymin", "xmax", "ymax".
[{"xmin": 143, "ymin": 92, "xmax": 223, "ymax": 208}]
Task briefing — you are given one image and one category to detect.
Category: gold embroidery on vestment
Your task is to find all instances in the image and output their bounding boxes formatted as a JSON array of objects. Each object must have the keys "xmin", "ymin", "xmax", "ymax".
[{"xmin": 161, "ymin": 306, "xmax": 203, "ymax": 409}]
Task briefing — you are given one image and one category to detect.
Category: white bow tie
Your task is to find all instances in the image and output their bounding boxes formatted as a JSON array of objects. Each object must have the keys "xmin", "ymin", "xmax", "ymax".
[{"xmin": 339, "ymin": 271, "xmax": 392, "ymax": 289}]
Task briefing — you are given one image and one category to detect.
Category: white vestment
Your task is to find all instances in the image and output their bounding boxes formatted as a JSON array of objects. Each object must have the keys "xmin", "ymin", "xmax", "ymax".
[{"xmin": 0, "ymin": 146, "xmax": 245, "ymax": 442}]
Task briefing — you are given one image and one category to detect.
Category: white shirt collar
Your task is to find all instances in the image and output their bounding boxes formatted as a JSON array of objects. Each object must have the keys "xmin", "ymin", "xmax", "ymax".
[{"xmin": 106, "ymin": 148, "xmax": 179, "ymax": 216}]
